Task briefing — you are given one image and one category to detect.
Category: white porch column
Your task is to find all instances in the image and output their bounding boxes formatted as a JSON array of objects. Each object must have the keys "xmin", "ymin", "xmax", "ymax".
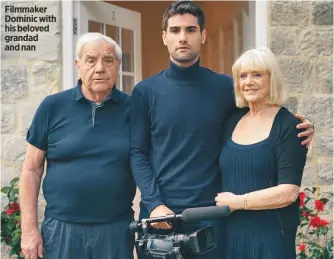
[
  {"xmin": 62, "ymin": 0, "xmax": 74, "ymax": 89},
  {"xmin": 255, "ymin": 0, "xmax": 268, "ymax": 48}
]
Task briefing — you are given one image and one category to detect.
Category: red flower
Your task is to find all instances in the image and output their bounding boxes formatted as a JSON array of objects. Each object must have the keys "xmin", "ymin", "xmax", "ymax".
[
  {"xmin": 320, "ymin": 219, "xmax": 329, "ymax": 227},
  {"xmin": 5, "ymin": 207, "xmax": 14, "ymax": 216},
  {"xmin": 298, "ymin": 243, "xmax": 307, "ymax": 251},
  {"xmin": 300, "ymin": 192, "xmax": 306, "ymax": 200},
  {"xmin": 5, "ymin": 202, "xmax": 20, "ymax": 216},
  {"xmin": 299, "ymin": 192, "xmax": 306, "ymax": 207},
  {"xmin": 310, "ymin": 216, "xmax": 329, "ymax": 228},
  {"xmin": 9, "ymin": 202, "xmax": 20, "ymax": 211},
  {"xmin": 301, "ymin": 210, "xmax": 311, "ymax": 218},
  {"xmin": 310, "ymin": 216, "xmax": 320, "ymax": 228},
  {"xmin": 310, "ymin": 216, "xmax": 322, "ymax": 228},
  {"xmin": 314, "ymin": 200, "xmax": 324, "ymax": 212}
]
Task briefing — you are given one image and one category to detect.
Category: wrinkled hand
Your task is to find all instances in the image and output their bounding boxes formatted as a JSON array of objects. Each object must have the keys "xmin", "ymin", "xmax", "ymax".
[
  {"xmin": 215, "ymin": 192, "xmax": 243, "ymax": 212},
  {"xmin": 150, "ymin": 205, "xmax": 174, "ymax": 229},
  {"xmin": 21, "ymin": 228, "xmax": 43, "ymax": 259},
  {"xmin": 295, "ymin": 114, "xmax": 314, "ymax": 148}
]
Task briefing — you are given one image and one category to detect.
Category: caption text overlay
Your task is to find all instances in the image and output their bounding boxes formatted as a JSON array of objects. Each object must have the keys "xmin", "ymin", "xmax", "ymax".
[{"xmin": 4, "ymin": 5, "xmax": 57, "ymax": 52}]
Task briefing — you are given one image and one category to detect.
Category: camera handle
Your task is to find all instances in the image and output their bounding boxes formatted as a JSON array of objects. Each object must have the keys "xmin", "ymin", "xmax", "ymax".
[
  {"xmin": 141, "ymin": 213, "xmax": 182, "ymax": 238},
  {"xmin": 141, "ymin": 219, "xmax": 149, "ymax": 238}
]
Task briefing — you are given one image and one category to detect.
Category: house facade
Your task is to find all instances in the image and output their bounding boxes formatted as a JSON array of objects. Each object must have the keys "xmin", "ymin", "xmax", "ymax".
[{"xmin": 1, "ymin": 0, "xmax": 333, "ymax": 257}]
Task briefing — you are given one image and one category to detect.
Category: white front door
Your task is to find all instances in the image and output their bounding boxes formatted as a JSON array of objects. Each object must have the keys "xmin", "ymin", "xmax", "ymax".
[{"xmin": 74, "ymin": 1, "xmax": 142, "ymax": 94}]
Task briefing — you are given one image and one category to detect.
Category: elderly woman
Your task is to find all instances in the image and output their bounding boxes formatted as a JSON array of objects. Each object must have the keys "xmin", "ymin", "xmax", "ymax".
[
  {"xmin": 19, "ymin": 33, "xmax": 136, "ymax": 259},
  {"xmin": 215, "ymin": 48, "xmax": 307, "ymax": 259}
]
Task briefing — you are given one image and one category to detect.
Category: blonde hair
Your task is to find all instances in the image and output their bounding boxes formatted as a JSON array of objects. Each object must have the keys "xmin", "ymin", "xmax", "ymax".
[
  {"xmin": 232, "ymin": 47, "xmax": 287, "ymax": 108},
  {"xmin": 75, "ymin": 33, "xmax": 122, "ymax": 61}
]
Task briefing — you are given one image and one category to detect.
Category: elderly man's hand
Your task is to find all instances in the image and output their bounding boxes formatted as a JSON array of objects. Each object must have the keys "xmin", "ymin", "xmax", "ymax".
[
  {"xmin": 150, "ymin": 205, "xmax": 174, "ymax": 229},
  {"xmin": 295, "ymin": 114, "xmax": 314, "ymax": 148},
  {"xmin": 21, "ymin": 228, "xmax": 43, "ymax": 259}
]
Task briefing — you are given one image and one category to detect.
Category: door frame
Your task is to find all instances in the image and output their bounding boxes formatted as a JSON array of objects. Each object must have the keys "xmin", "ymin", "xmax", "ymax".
[{"xmin": 62, "ymin": 0, "xmax": 142, "ymax": 91}]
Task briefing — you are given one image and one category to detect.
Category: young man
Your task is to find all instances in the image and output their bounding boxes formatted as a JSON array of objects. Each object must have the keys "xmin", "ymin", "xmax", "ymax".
[{"xmin": 130, "ymin": 2, "xmax": 314, "ymax": 258}]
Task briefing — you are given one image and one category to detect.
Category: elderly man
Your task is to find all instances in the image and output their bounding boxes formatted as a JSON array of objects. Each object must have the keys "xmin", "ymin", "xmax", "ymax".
[{"xmin": 19, "ymin": 33, "xmax": 136, "ymax": 259}]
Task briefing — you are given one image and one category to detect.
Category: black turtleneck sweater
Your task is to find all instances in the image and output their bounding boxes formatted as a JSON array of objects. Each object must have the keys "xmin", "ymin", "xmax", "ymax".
[{"xmin": 130, "ymin": 59, "xmax": 237, "ymax": 214}]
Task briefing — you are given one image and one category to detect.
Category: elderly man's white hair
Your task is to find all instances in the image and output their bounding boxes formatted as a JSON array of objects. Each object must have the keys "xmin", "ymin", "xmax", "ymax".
[{"xmin": 75, "ymin": 32, "xmax": 122, "ymax": 61}]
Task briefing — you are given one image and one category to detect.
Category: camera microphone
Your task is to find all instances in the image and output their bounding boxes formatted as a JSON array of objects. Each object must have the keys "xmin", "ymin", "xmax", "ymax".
[{"xmin": 181, "ymin": 206, "xmax": 231, "ymax": 222}]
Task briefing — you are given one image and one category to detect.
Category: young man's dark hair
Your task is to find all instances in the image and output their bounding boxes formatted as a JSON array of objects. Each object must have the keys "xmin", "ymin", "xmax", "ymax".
[{"xmin": 162, "ymin": 1, "xmax": 205, "ymax": 32}]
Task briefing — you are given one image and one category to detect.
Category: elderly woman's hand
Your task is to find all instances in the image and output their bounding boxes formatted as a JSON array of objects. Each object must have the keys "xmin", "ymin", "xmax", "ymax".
[{"xmin": 215, "ymin": 192, "xmax": 244, "ymax": 212}]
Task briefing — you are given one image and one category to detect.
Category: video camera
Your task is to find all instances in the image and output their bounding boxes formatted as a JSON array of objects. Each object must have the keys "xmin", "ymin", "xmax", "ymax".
[{"xmin": 129, "ymin": 206, "xmax": 231, "ymax": 259}]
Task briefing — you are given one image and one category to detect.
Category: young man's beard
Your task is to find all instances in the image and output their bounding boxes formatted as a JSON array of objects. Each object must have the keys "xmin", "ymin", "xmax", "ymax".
[{"xmin": 172, "ymin": 50, "xmax": 199, "ymax": 65}]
